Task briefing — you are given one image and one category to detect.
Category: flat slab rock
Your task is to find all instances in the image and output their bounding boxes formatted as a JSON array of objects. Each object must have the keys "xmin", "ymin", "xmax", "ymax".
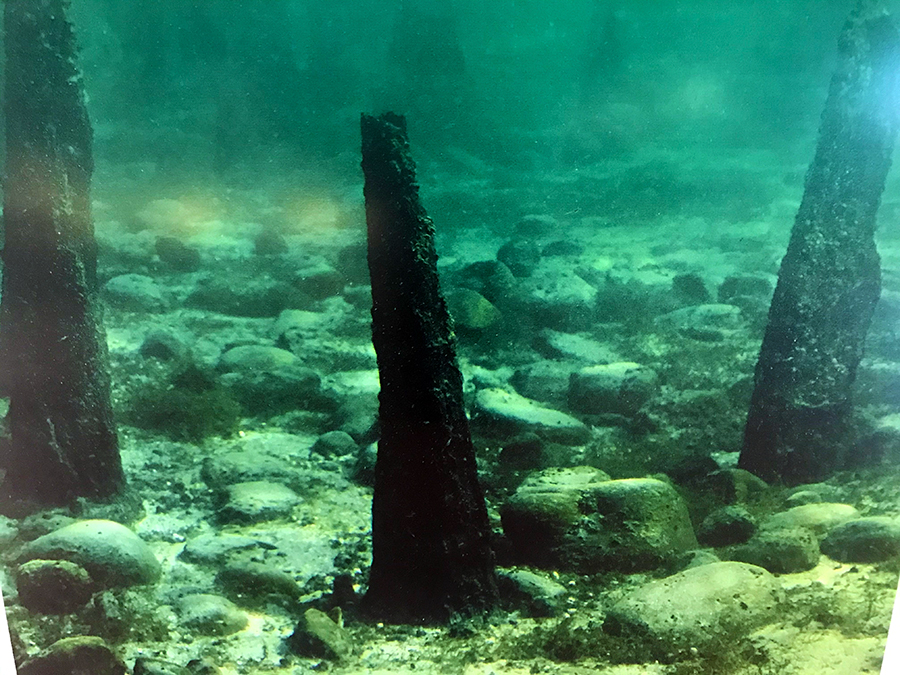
[
  {"xmin": 217, "ymin": 481, "xmax": 301, "ymax": 523},
  {"xmin": 473, "ymin": 387, "xmax": 590, "ymax": 445},
  {"xmin": 605, "ymin": 561, "xmax": 784, "ymax": 659}
]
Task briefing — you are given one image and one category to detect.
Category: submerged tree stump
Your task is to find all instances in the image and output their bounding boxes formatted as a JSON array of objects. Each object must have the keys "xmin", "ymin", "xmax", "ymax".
[
  {"xmin": 739, "ymin": 0, "xmax": 900, "ymax": 485},
  {"xmin": 361, "ymin": 112, "xmax": 498, "ymax": 623},
  {"xmin": 0, "ymin": 0, "xmax": 125, "ymax": 511}
]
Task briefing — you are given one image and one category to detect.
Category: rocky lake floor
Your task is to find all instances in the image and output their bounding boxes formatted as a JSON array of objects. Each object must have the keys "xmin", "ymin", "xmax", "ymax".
[{"xmin": 3, "ymin": 137, "xmax": 900, "ymax": 675}]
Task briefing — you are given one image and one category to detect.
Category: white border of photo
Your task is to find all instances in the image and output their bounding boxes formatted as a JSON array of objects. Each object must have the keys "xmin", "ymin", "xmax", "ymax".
[{"xmin": 884, "ymin": 576, "xmax": 900, "ymax": 674}]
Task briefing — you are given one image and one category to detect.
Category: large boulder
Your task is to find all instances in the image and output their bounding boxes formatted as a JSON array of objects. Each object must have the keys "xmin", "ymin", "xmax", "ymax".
[
  {"xmin": 501, "ymin": 468, "xmax": 698, "ymax": 573},
  {"xmin": 605, "ymin": 561, "xmax": 784, "ymax": 660},
  {"xmin": 19, "ymin": 520, "xmax": 160, "ymax": 588}
]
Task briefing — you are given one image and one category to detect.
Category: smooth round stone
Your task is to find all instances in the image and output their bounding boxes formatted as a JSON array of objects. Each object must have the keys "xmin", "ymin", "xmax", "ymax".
[
  {"xmin": 289, "ymin": 608, "xmax": 354, "ymax": 661},
  {"xmin": 497, "ymin": 568, "xmax": 567, "ymax": 617},
  {"xmin": 139, "ymin": 329, "xmax": 191, "ymax": 361},
  {"xmin": 177, "ymin": 593, "xmax": 248, "ymax": 636},
  {"xmin": 497, "ymin": 239, "xmax": 541, "ymax": 278},
  {"xmin": 216, "ymin": 561, "xmax": 301, "ymax": 606},
  {"xmin": 820, "ymin": 517, "xmax": 900, "ymax": 563},
  {"xmin": 16, "ymin": 559, "xmax": 95, "ymax": 614},
  {"xmin": 604, "ymin": 562, "xmax": 783, "ymax": 660},
  {"xmin": 763, "ymin": 503, "xmax": 860, "ymax": 537},
  {"xmin": 311, "ymin": 431, "xmax": 358, "ymax": 458},
  {"xmin": 217, "ymin": 344, "xmax": 299, "ymax": 372},
  {"xmin": 217, "ymin": 481, "xmax": 300, "ymax": 524},
  {"xmin": 18, "ymin": 636, "xmax": 126, "ymax": 675},
  {"xmin": 20, "ymin": 520, "xmax": 161, "ymax": 588},
  {"xmin": 728, "ymin": 527, "xmax": 820, "ymax": 574},
  {"xmin": 697, "ymin": 506, "xmax": 756, "ymax": 547}
]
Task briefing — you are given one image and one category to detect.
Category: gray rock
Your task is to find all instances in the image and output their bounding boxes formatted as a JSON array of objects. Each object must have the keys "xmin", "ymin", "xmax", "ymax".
[
  {"xmin": 473, "ymin": 387, "xmax": 590, "ymax": 445},
  {"xmin": 509, "ymin": 360, "xmax": 576, "ymax": 406},
  {"xmin": 0, "ymin": 514, "xmax": 18, "ymax": 546},
  {"xmin": 185, "ymin": 658, "xmax": 221, "ymax": 675},
  {"xmin": 728, "ymin": 527, "xmax": 820, "ymax": 574},
  {"xmin": 655, "ymin": 303, "xmax": 744, "ymax": 341},
  {"xmin": 103, "ymin": 273, "xmax": 168, "ymax": 312},
  {"xmin": 20, "ymin": 520, "xmax": 161, "ymax": 588},
  {"xmin": 821, "ymin": 517, "xmax": 900, "ymax": 563},
  {"xmin": 446, "ymin": 288, "xmax": 502, "ymax": 330},
  {"xmin": 522, "ymin": 269, "xmax": 598, "ymax": 332},
  {"xmin": 177, "ymin": 593, "xmax": 248, "ymax": 636},
  {"xmin": 568, "ymin": 362, "xmax": 659, "ymax": 417},
  {"xmin": 605, "ymin": 562, "xmax": 783, "ymax": 660},
  {"xmin": 672, "ymin": 273, "xmax": 711, "ymax": 305},
  {"xmin": 155, "ymin": 236, "xmax": 201, "ymax": 272},
  {"xmin": 497, "ymin": 433, "xmax": 545, "ymax": 472},
  {"xmin": 186, "ymin": 275, "xmax": 295, "ymax": 317},
  {"xmin": 294, "ymin": 263, "xmax": 344, "ymax": 300},
  {"xmin": 216, "ymin": 562, "xmax": 301, "ymax": 606},
  {"xmin": 533, "ymin": 330, "xmax": 622, "ymax": 364},
  {"xmin": 697, "ymin": 506, "xmax": 756, "ymax": 547},
  {"xmin": 718, "ymin": 274, "xmax": 775, "ymax": 303},
  {"xmin": 762, "ymin": 503, "xmax": 860, "ymax": 538},
  {"xmin": 18, "ymin": 636, "xmax": 127, "ymax": 675},
  {"xmin": 201, "ymin": 450, "xmax": 296, "ymax": 491},
  {"xmin": 272, "ymin": 309, "xmax": 333, "ymax": 341},
  {"xmin": 497, "ymin": 239, "xmax": 541, "ymax": 278},
  {"xmin": 221, "ymin": 364, "xmax": 331, "ymax": 416},
  {"xmin": 453, "ymin": 260, "xmax": 516, "ymax": 305},
  {"xmin": 179, "ymin": 534, "xmax": 262, "ymax": 565},
  {"xmin": 289, "ymin": 608, "xmax": 354, "ymax": 661},
  {"xmin": 218, "ymin": 345, "xmax": 299, "ymax": 372},
  {"xmin": 501, "ymin": 469, "xmax": 697, "ymax": 573},
  {"xmin": 16, "ymin": 559, "xmax": 95, "ymax": 614},
  {"xmin": 134, "ymin": 657, "xmax": 191, "ymax": 675},
  {"xmin": 311, "ymin": 431, "xmax": 358, "ymax": 458},
  {"xmin": 140, "ymin": 329, "xmax": 191, "ymax": 361},
  {"xmin": 217, "ymin": 481, "xmax": 300, "ymax": 524},
  {"xmin": 497, "ymin": 568, "xmax": 567, "ymax": 617}
]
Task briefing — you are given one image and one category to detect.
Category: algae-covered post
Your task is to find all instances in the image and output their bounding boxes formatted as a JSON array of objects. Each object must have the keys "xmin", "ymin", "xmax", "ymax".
[
  {"xmin": 739, "ymin": 0, "xmax": 900, "ymax": 485},
  {"xmin": 0, "ymin": 0, "xmax": 125, "ymax": 511},
  {"xmin": 360, "ymin": 112, "xmax": 498, "ymax": 624}
]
